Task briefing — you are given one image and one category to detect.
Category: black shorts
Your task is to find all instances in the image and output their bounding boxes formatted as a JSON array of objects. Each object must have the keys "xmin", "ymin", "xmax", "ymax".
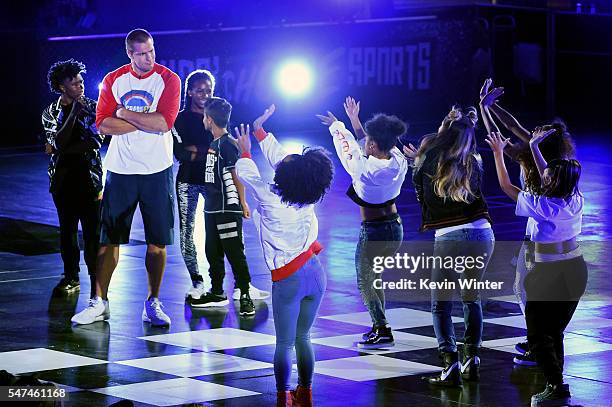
[{"xmin": 100, "ymin": 167, "xmax": 174, "ymax": 245}]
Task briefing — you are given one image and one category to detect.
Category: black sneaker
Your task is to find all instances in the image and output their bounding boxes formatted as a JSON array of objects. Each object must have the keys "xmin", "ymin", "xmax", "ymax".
[
  {"xmin": 54, "ymin": 277, "xmax": 80, "ymax": 294},
  {"xmin": 190, "ymin": 292, "xmax": 229, "ymax": 308},
  {"xmin": 357, "ymin": 325, "xmax": 394, "ymax": 349},
  {"xmin": 239, "ymin": 293, "xmax": 255, "ymax": 316},
  {"xmin": 514, "ymin": 350, "xmax": 538, "ymax": 366},
  {"xmin": 362, "ymin": 325, "xmax": 376, "ymax": 341},
  {"xmin": 515, "ymin": 340, "xmax": 529, "ymax": 354},
  {"xmin": 530, "ymin": 383, "xmax": 571, "ymax": 407}
]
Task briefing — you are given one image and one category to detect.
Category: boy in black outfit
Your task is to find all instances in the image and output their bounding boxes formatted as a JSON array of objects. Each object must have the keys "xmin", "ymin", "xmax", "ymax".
[{"xmin": 191, "ymin": 97, "xmax": 255, "ymax": 316}]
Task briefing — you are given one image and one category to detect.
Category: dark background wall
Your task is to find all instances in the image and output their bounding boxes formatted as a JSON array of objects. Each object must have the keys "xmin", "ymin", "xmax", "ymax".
[{"xmin": 2, "ymin": 0, "xmax": 611, "ymax": 147}]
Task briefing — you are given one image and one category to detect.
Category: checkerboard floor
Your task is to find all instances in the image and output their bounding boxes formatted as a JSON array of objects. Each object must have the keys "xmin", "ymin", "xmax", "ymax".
[{"xmin": 2, "ymin": 140, "xmax": 612, "ymax": 406}]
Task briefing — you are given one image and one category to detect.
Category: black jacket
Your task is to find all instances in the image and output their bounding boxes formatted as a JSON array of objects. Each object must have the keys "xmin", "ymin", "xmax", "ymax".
[
  {"xmin": 42, "ymin": 96, "xmax": 104, "ymax": 195},
  {"xmin": 412, "ymin": 146, "xmax": 491, "ymax": 231}
]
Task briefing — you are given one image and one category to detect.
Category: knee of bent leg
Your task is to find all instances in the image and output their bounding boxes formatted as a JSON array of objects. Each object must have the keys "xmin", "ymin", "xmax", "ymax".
[{"xmin": 147, "ymin": 244, "xmax": 166, "ymax": 254}]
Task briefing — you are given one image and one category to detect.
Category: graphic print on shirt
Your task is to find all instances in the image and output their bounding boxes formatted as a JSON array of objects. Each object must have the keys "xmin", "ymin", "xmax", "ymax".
[
  {"xmin": 223, "ymin": 168, "xmax": 239, "ymax": 206},
  {"xmin": 120, "ymin": 90, "xmax": 154, "ymax": 113},
  {"xmin": 205, "ymin": 149, "xmax": 216, "ymax": 184}
]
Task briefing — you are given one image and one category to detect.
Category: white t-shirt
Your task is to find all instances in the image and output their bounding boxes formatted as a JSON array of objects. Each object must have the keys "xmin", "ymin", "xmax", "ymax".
[
  {"xmin": 516, "ymin": 191, "xmax": 583, "ymax": 243},
  {"xmin": 96, "ymin": 63, "xmax": 181, "ymax": 175}
]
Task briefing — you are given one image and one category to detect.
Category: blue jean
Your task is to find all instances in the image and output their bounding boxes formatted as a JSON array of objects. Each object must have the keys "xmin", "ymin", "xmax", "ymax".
[
  {"xmin": 431, "ymin": 227, "xmax": 495, "ymax": 353},
  {"xmin": 273, "ymin": 256, "xmax": 327, "ymax": 391},
  {"xmin": 355, "ymin": 215, "xmax": 403, "ymax": 327}
]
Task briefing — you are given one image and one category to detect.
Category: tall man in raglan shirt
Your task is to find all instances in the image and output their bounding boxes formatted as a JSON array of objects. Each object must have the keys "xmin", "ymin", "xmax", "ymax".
[{"xmin": 72, "ymin": 28, "xmax": 181, "ymax": 326}]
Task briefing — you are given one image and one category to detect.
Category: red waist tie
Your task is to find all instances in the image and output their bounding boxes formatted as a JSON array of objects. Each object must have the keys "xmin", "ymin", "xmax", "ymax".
[{"xmin": 271, "ymin": 241, "xmax": 323, "ymax": 282}]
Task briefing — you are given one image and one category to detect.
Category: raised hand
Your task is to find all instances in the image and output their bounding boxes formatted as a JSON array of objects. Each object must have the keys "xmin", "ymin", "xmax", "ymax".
[
  {"xmin": 479, "ymin": 78, "xmax": 492, "ymax": 100},
  {"xmin": 402, "ymin": 143, "xmax": 418, "ymax": 160},
  {"xmin": 315, "ymin": 111, "xmax": 338, "ymax": 127},
  {"xmin": 529, "ymin": 127, "xmax": 556, "ymax": 146},
  {"xmin": 485, "ymin": 132, "xmax": 510, "ymax": 154},
  {"xmin": 232, "ymin": 123, "xmax": 252, "ymax": 155},
  {"xmin": 253, "ymin": 104, "xmax": 276, "ymax": 130},
  {"xmin": 481, "ymin": 87, "xmax": 504, "ymax": 107},
  {"xmin": 343, "ymin": 96, "xmax": 360, "ymax": 121}
]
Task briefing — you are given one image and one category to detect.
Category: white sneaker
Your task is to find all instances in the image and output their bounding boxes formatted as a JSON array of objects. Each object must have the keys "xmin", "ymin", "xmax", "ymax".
[
  {"xmin": 232, "ymin": 282, "xmax": 270, "ymax": 300},
  {"xmin": 186, "ymin": 281, "xmax": 207, "ymax": 300},
  {"xmin": 142, "ymin": 298, "xmax": 171, "ymax": 326},
  {"xmin": 71, "ymin": 297, "xmax": 110, "ymax": 325}
]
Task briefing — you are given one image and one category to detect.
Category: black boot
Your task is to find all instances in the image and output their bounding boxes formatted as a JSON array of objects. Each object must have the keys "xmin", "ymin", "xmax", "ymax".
[
  {"xmin": 461, "ymin": 345, "xmax": 480, "ymax": 381},
  {"xmin": 425, "ymin": 351, "xmax": 461, "ymax": 386}
]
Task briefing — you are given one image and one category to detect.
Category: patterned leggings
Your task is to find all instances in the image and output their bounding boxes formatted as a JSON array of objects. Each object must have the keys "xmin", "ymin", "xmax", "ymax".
[{"xmin": 176, "ymin": 181, "xmax": 206, "ymax": 285}]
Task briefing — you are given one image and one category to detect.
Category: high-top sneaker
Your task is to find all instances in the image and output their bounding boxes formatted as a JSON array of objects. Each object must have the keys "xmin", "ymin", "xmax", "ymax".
[
  {"xmin": 425, "ymin": 351, "xmax": 462, "ymax": 387},
  {"xmin": 514, "ymin": 350, "xmax": 538, "ymax": 366},
  {"xmin": 277, "ymin": 390, "xmax": 292, "ymax": 407},
  {"xmin": 362, "ymin": 325, "xmax": 376, "ymax": 341},
  {"xmin": 530, "ymin": 383, "xmax": 571, "ymax": 407},
  {"xmin": 461, "ymin": 345, "xmax": 481, "ymax": 381},
  {"xmin": 290, "ymin": 385, "xmax": 312, "ymax": 407},
  {"xmin": 357, "ymin": 325, "xmax": 394, "ymax": 349}
]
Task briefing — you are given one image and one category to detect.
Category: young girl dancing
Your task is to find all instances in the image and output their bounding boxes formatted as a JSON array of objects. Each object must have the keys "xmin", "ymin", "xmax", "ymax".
[
  {"xmin": 318, "ymin": 98, "xmax": 408, "ymax": 349},
  {"xmin": 407, "ymin": 106, "xmax": 495, "ymax": 386},
  {"xmin": 234, "ymin": 105, "xmax": 334, "ymax": 407},
  {"xmin": 479, "ymin": 79, "xmax": 576, "ymax": 365},
  {"xmin": 486, "ymin": 130, "xmax": 586, "ymax": 407}
]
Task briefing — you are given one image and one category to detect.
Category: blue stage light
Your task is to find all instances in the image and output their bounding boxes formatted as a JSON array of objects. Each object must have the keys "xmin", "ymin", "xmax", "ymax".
[{"xmin": 276, "ymin": 60, "xmax": 313, "ymax": 98}]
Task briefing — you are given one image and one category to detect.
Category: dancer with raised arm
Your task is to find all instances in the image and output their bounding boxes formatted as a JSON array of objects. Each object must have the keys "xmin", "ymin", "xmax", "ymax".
[
  {"xmin": 411, "ymin": 106, "xmax": 495, "ymax": 386},
  {"xmin": 486, "ymin": 130, "xmax": 586, "ymax": 407},
  {"xmin": 234, "ymin": 105, "xmax": 334, "ymax": 407},
  {"xmin": 480, "ymin": 78, "xmax": 576, "ymax": 365},
  {"xmin": 317, "ymin": 99, "xmax": 408, "ymax": 350}
]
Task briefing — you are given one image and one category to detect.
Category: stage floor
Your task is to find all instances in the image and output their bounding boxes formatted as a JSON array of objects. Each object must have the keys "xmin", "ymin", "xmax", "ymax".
[{"xmin": 1, "ymin": 133, "xmax": 611, "ymax": 407}]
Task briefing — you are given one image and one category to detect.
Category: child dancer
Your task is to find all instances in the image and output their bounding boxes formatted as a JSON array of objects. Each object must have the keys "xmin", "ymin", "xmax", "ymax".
[
  {"xmin": 479, "ymin": 79, "xmax": 576, "ymax": 364},
  {"xmin": 173, "ymin": 70, "xmax": 270, "ymax": 303},
  {"xmin": 486, "ymin": 130, "xmax": 586, "ymax": 407},
  {"xmin": 408, "ymin": 107, "xmax": 495, "ymax": 386},
  {"xmin": 172, "ymin": 69, "xmax": 214, "ymax": 300},
  {"xmin": 317, "ymin": 98, "xmax": 408, "ymax": 349},
  {"xmin": 234, "ymin": 105, "xmax": 334, "ymax": 407},
  {"xmin": 189, "ymin": 97, "xmax": 256, "ymax": 316}
]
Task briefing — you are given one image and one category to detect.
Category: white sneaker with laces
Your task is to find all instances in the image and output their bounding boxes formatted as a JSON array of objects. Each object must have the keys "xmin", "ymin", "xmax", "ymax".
[
  {"xmin": 186, "ymin": 281, "xmax": 207, "ymax": 300},
  {"xmin": 142, "ymin": 298, "xmax": 171, "ymax": 326},
  {"xmin": 71, "ymin": 297, "xmax": 110, "ymax": 325},
  {"xmin": 232, "ymin": 282, "xmax": 270, "ymax": 300}
]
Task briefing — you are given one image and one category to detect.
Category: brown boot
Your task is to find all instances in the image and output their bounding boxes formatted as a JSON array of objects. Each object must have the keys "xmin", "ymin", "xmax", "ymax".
[
  {"xmin": 290, "ymin": 385, "xmax": 312, "ymax": 407},
  {"xmin": 277, "ymin": 391, "xmax": 292, "ymax": 407}
]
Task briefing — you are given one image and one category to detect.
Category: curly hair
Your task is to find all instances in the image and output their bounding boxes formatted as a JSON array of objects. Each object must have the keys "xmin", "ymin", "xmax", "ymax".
[
  {"xmin": 364, "ymin": 113, "xmax": 408, "ymax": 153},
  {"xmin": 273, "ymin": 147, "xmax": 335, "ymax": 207},
  {"xmin": 513, "ymin": 119, "xmax": 576, "ymax": 194},
  {"xmin": 47, "ymin": 59, "xmax": 86, "ymax": 94},
  {"xmin": 184, "ymin": 69, "xmax": 216, "ymax": 110}
]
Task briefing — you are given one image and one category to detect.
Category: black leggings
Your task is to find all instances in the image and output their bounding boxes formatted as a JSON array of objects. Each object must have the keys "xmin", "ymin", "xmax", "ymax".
[{"xmin": 524, "ymin": 256, "xmax": 588, "ymax": 385}]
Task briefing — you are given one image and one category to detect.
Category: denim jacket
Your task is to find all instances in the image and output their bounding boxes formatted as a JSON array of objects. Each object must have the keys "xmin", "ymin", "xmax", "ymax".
[{"xmin": 42, "ymin": 96, "xmax": 104, "ymax": 194}]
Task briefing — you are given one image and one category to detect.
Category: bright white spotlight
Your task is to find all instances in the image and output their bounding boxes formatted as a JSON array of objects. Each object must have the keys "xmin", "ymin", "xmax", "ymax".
[
  {"xmin": 282, "ymin": 139, "xmax": 306, "ymax": 155},
  {"xmin": 276, "ymin": 60, "xmax": 313, "ymax": 97},
  {"xmin": 98, "ymin": 82, "xmax": 103, "ymax": 91}
]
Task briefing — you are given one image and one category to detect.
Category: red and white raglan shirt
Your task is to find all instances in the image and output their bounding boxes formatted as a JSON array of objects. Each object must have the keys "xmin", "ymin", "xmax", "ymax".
[{"xmin": 96, "ymin": 63, "xmax": 180, "ymax": 174}]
